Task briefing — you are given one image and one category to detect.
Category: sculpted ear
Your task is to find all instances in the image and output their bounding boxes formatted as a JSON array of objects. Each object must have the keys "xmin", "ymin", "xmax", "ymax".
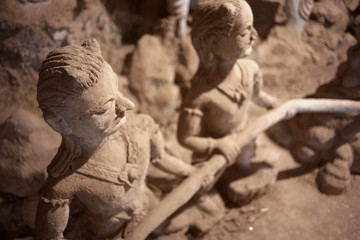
[
  {"xmin": 208, "ymin": 33, "xmax": 216, "ymax": 47},
  {"xmin": 207, "ymin": 32, "xmax": 220, "ymax": 52},
  {"xmin": 43, "ymin": 111, "xmax": 72, "ymax": 135}
]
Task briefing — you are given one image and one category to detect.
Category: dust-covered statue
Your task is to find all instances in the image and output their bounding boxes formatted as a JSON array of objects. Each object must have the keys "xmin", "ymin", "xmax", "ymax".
[
  {"xmin": 177, "ymin": 0, "xmax": 278, "ymax": 216},
  {"xmin": 123, "ymin": 1, "xmax": 360, "ymax": 237},
  {"xmin": 33, "ymin": 39, "xmax": 194, "ymax": 240}
]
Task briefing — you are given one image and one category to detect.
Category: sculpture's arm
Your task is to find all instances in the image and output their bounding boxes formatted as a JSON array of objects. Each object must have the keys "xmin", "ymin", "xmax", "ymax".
[
  {"xmin": 253, "ymin": 90, "xmax": 278, "ymax": 109},
  {"xmin": 252, "ymin": 71, "xmax": 277, "ymax": 109},
  {"xmin": 151, "ymin": 125, "xmax": 194, "ymax": 177},
  {"xmin": 152, "ymin": 153, "xmax": 195, "ymax": 177},
  {"xmin": 33, "ymin": 195, "xmax": 70, "ymax": 240},
  {"xmin": 177, "ymin": 107, "xmax": 215, "ymax": 154}
]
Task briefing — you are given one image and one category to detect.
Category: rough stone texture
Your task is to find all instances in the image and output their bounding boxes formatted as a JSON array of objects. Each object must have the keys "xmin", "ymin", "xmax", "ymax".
[
  {"xmin": 223, "ymin": 165, "xmax": 278, "ymax": 206},
  {"xmin": 0, "ymin": 109, "xmax": 60, "ymax": 197},
  {"xmin": 312, "ymin": 0, "xmax": 350, "ymax": 34},
  {"xmin": 264, "ymin": 0, "xmax": 360, "ymax": 198},
  {"xmin": 0, "ymin": 0, "xmax": 148, "ymax": 113},
  {"xmin": 317, "ymin": 162, "xmax": 350, "ymax": 195},
  {"xmin": 128, "ymin": 33, "xmax": 198, "ymax": 125},
  {"xmin": 129, "ymin": 34, "xmax": 180, "ymax": 124},
  {"xmin": 0, "ymin": 193, "xmax": 25, "ymax": 239},
  {"xmin": 21, "ymin": 194, "xmax": 39, "ymax": 229},
  {"xmin": 316, "ymin": 144, "xmax": 354, "ymax": 195}
]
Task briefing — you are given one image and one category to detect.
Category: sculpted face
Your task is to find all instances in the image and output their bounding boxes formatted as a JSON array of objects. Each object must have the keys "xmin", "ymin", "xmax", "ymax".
[
  {"xmin": 212, "ymin": 2, "xmax": 257, "ymax": 60},
  {"xmin": 233, "ymin": 2, "xmax": 257, "ymax": 57},
  {"xmin": 61, "ymin": 63, "xmax": 134, "ymax": 139}
]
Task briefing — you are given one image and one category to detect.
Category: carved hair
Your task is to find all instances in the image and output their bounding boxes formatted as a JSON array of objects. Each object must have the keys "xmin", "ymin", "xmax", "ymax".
[
  {"xmin": 37, "ymin": 39, "xmax": 105, "ymax": 115},
  {"xmin": 298, "ymin": 0, "xmax": 314, "ymax": 21},
  {"xmin": 37, "ymin": 39, "xmax": 104, "ymax": 178},
  {"xmin": 191, "ymin": 0, "xmax": 248, "ymax": 68}
]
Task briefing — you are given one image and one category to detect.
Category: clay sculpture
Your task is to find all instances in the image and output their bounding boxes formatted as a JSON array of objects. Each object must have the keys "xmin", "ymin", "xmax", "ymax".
[
  {"xmin": 33, "ymin": 39, "xmax": 193, "ymax": 240},
  {"xmin": 177, "ymin": 0, "xmax": 278, "ymax": 205}
]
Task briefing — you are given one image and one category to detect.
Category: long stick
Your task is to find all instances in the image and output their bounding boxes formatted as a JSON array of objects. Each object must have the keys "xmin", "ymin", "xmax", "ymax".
[{"xmin": 125, "ymin": 98, "xmax": 360, "ymax": 240}]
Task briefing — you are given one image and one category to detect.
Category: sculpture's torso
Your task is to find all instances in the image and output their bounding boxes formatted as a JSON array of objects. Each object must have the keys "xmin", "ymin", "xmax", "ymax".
[
  {"xmin": 184, "ymin": 59, "xmax": 259, "ymax": 138},
  {"xmin": 201, "ymin": 88, "xmax": 250, "ymax": 138},
  {"xmin": 41, "ymin": 114, "xmax": 155, "ymax": 215}
]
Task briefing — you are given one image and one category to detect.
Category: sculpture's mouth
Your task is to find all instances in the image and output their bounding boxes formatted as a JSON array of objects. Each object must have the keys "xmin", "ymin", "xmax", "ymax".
[
  {"xmin": 117, "ymin": 110, "xmax": 125, "ymax": 119},
  {"xmin": 113, "ymin": 111, "xmax": 127, "ymax": 128},
  {"xmin": 102, "ymin": 96, "xmax": 134, "ymax": 135},
  {"xmin": 103, "ymin": 111, "xmax": 127, "ymax": 135}
]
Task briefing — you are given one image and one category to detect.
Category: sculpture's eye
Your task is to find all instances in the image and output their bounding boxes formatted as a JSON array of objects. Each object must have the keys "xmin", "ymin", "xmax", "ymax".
[
  {"xmin": 239, "ymin": 25, "xmax": 251, "ymax": 37},
  {"xmin": 103, "ymin": 100, "xmax": 114, "ymax": 110},
  {"xmin": 92, "ymin": 108, "xmax": 109, "ymax": 115},
  {"xmin": 89, "ymin": 99, "xmax": 114, "ymax": 115}
]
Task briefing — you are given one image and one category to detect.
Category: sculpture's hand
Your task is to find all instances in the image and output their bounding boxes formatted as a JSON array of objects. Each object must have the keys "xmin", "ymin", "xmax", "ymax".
[
  {"xmin": 213, "ymin": 136, "xmax": 241, "ymax": 164},
  {"xmin": 182, "ymin": 164, "xmax": 196, "ymax": 177},
  {"xmin": 194, "ymin": 162, "xmax": 216, "ymax": 190},
  {"xmin": 256, "ymin": 91, "xmax": 278, "ymax": 110},
  {"xmin": 266, "ymin": 95, "xmax": 279, "ymax": 110}
]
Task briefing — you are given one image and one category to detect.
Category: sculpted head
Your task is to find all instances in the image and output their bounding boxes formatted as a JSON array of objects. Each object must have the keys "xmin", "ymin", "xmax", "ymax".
[
  {"xmin": 191, "ymin": 0, "xmax": 257, "ymax": 65},
  {"xmin": 37, "ymin": 39, "xmax": 134, "ymax": 140}
]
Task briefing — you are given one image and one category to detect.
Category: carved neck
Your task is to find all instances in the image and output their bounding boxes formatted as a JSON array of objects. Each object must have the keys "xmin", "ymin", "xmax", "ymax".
[
  {"xmin": 196, "ymin": 58, "xmax": 236, "ymax": 86},
  {"xmin": 216, "ymin": 58, "xmax": 237, "ymax": 72},
  {"xmin": 65, "ymin": 134, "xmax": 109, "ymax": 153},
  {"xmin": 47, "ymin": 133, "xmax": 117, "ymax": 178},
  {"xmin": 47, "ymin": 137, "xmax": 82, "ymax": 178}
]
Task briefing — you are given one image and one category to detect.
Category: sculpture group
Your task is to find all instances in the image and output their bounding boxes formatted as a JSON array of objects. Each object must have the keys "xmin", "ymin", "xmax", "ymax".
[{"xmin": 33, "ymin": 0, "xmax": 360, "ymax": 239}]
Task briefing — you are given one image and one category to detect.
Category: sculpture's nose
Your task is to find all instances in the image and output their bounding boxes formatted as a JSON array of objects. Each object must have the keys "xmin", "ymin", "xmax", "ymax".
[
  {"xmin": 250, "ymin": 26, "xmax": 258, "ymax": 43},
  {"xmin": 115, "ymin": 95, "xmax": 134, "ymax": 116}
]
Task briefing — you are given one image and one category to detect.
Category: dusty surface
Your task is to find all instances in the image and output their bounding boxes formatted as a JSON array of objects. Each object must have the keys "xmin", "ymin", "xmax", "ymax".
[
  {"xmin": 204, "ymin": 133, "xmax": 360, "ymax": 240},
  {"xmin": 0, "ymin": 0, "xmax": 359, "ymax": 239},
  {"xmin": 0, "ymin": 109, "xmax": 60, "ymax": 197}
]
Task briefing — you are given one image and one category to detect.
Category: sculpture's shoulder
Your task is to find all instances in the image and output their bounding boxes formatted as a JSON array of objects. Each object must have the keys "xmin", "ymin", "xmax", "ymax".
[
  {"xmin": 237, "ymin": 58, "xmax": 260, "ymax": 73},
  {"xmin": 182, "ymin": 83, "xmax": 211, "ymax": 110},
  {"xmin": 236, "ymin": 59, "xmax": 261, "ymax": 88},
  {"xmin": 39, "ymin": 174, "xmax": 79, "ymax": 201},
  {"xmin": 122, "ymin": 113, "xmax": 158, "ymax": 137}
]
